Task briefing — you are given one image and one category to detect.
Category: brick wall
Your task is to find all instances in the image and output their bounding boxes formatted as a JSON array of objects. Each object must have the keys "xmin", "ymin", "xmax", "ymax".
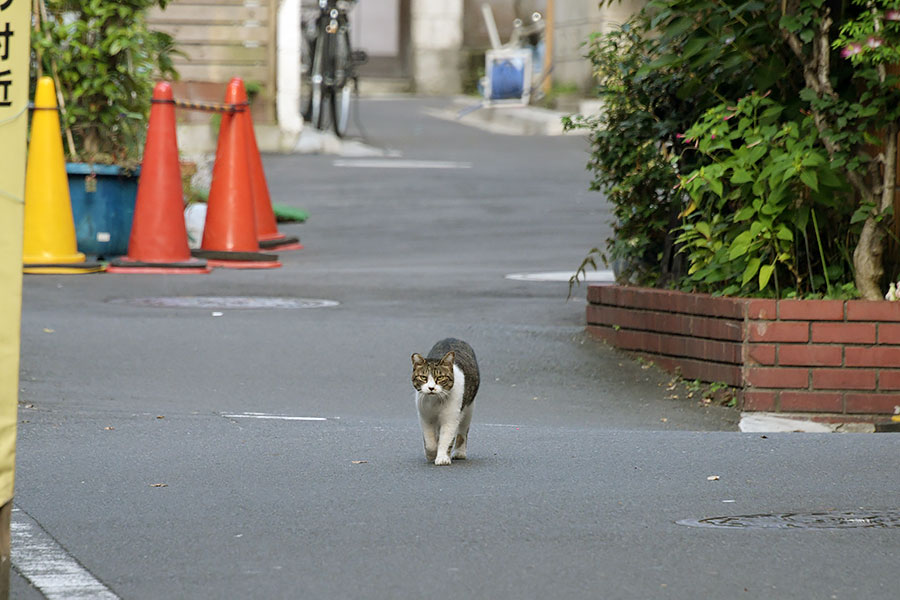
[{"xmin": 586, "ymin": 285, "xmax": 900, "ymax": 416}]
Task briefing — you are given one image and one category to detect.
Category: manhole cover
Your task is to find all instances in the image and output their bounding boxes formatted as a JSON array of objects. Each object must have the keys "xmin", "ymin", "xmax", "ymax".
[
  {"xmin": 109, "ymin": 296, "xmax": 339, "ymax": 309},
  {"xmin": 677, "ymin": 510, "xmax": 900, "ymax": 530}
]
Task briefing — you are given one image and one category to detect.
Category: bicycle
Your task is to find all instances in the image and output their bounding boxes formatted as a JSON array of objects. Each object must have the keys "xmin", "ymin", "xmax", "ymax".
[{"xmin": 301, "ymin": 0, "xmax": 366, "ymax": 137}]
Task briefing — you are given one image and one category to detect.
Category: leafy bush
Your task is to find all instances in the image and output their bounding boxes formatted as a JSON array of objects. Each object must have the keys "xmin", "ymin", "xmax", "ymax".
[
  {"xmin": 572, "ymin": 0, "xmax": 900, "ymax": 300},
  {"xmin": 563, "ymin": 21, "xmax": 687, "ymax": 288},
  {"xmin": 677, "ymin": 93, "xmax": 854, "ymax": 297},
  {"xmin": 32, "ymin": 0, "xmax": 179, "ymax": 166}
]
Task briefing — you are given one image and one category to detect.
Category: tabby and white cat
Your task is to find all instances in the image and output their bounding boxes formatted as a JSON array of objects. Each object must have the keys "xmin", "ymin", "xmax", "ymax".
[{"xmin": 411, "ymin": 338, "xmax": 480, "ymax": 466}]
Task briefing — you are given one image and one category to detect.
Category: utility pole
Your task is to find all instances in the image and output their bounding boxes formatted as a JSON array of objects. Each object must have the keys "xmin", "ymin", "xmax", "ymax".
[{"xmin": 542, "ymin": 0, "xmax": 554, "ymax": 97}]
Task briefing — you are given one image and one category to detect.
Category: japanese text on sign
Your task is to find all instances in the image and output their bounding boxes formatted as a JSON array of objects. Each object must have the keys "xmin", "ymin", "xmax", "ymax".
[{"xmin": 0, "ymin": 0, "xmax": 13, "ymax": 107}]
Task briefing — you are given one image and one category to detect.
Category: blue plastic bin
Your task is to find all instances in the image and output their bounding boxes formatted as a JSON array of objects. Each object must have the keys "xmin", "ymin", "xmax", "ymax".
[
  {"xmin": 489, "ymin": 58, "xmax": 526, "ymax": 100},
  {"xmin": 66, "ymin": 163, "xmax": 139, "ymax": 258}
]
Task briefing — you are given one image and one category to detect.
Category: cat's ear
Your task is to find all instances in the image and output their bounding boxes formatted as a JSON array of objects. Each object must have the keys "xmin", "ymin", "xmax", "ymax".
[
  {"xmin": 411, "ymin": 353, "xmax": 425, "ymax": 366},
  {"xmin": 440, "ymin": 351, "xmax": 455, "ymax": 366}
]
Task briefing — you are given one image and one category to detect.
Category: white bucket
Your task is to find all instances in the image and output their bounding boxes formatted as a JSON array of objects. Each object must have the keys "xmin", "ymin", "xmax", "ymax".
[{"xmin": 184, "ymin": 203, "xmax": 207, "ymax": 249}]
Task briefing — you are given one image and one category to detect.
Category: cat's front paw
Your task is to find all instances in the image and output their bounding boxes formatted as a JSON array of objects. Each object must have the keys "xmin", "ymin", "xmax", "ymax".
[
  {"xmin": 434, "ymin": 455, "xmax": 452, "ymax": 466},
  {"xmin": 451, "ymin": 450, "xmax": 466, "ymax": 460}
]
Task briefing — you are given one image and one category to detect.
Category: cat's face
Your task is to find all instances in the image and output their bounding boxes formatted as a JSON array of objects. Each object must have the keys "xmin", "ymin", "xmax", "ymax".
[{"xmin": 411, "ymin": 351, "xmax": 455, "ymax": 395}]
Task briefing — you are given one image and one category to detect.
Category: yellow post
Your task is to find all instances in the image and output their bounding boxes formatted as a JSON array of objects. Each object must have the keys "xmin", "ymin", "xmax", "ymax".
[{"xmin": 0, "ymin": 0, "xmax": 31, "ymax": 594}]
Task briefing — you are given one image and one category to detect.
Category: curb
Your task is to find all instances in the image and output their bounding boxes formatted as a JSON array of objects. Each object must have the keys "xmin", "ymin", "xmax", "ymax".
[
  {"xmin": 739, "ymin": 412, "xmax": 899, "ymax": 433},
  {"xmin": 424, "ymin": 97, "xmax": 581, "ymax": 136}
]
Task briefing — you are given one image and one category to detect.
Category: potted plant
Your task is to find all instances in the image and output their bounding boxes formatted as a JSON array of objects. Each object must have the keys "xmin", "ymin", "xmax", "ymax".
[{"xmin": 31, "ymin": 0, "xmax": 179, "ymax": 258}]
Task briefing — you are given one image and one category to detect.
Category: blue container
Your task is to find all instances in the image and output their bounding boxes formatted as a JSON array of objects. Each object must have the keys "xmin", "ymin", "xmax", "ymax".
[
  {"xmin": 67, "ymin": 163, "xmax": 139, "ymax": 258},
  {"xmin": 489, "ymin": 58, "xmax": 525, "ymax": 101}
]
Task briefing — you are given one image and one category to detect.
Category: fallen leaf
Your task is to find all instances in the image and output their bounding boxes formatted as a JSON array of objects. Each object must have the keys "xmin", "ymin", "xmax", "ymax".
[
  {"xmin": 43, "ymin": 328, "xmax": 54, "ymax": 334},
  {"xmin": 707, "ymin": 475, "xmax": 720, "ymax": 481},
  {"xmin": 149, "ymin": 483, "xmax": 168, "ymax": 488},
  {"xmin": 351, "ymin": 460, "xmax": 368, "ymax": 464},
  {"xmin": 660, "ymin": 418, "xmax": 668, "ymax": 423},
  {"xmin": 156, "ymin": 415, "xmax": 165, "ymax": 419},
  {"xmin": 104, "ymin": 426, "xmax": 115, "ymax": 431}
]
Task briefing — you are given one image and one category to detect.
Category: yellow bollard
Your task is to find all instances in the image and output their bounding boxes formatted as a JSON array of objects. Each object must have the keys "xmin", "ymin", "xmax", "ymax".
[{"xmin": 22, "ymin": 77, "xmax": 104, "ymax": 274}]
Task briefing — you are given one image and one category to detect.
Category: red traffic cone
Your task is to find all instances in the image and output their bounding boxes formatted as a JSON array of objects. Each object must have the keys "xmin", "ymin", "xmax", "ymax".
[
  {"xmin": 107, "ymin": 82, "xmax": 210, "ymax": 274},
  {"xmin": 192, "ymin": 79, "xmax": 281, "ymax": 269},
  {"xmin": 238, "ymin": 78, "xmax": 303, "ymax": 251}
]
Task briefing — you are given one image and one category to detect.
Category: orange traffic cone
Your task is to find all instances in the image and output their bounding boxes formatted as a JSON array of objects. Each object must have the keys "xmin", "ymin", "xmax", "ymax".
[
  {"xmin": 107, "ymin": 82, "xmax": 210, "ymax": 274},
  {"xmin": 237, "ymin": 78, "xmax": 303, "ymax": 252},
  {"xmin": 192, "ymin": 79, "xmax": 281, "ymax": 269},
  {"xmin": 23, "ymin": 77, "xmax": 104, "ymax": 274}
]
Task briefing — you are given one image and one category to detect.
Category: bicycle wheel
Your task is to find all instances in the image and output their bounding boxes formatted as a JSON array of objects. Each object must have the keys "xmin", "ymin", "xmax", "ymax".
[
  {"xmin": 308, "ymin": 33, "xmax": 326, "ymax": 130},
  {"xmin": 330, "ymin": 29, "xmax": 352, "ymax": 137}
]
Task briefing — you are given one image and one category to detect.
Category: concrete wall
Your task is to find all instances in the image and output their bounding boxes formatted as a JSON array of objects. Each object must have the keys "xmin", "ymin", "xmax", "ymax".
[{"xmin": 411, "ymin": 0, "xmax": 465, "ymax": 94}]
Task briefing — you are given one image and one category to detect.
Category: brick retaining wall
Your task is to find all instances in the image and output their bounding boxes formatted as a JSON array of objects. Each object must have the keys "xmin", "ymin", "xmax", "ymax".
[{"xmin": 586, "ymin": 285, "xmax": 900, "ymax": 416}]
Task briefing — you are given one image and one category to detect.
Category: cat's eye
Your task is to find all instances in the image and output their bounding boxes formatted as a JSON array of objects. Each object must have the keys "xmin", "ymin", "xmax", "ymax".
[{"xmin": 415, "ymin": 375, "xmax": 427, "ymax": 382}]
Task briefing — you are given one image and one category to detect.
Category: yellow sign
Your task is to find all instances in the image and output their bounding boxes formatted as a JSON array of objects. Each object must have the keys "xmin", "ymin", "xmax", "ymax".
[{"xmin": 0, "ymin": 0, "xmax": 30, "ymax": 505}]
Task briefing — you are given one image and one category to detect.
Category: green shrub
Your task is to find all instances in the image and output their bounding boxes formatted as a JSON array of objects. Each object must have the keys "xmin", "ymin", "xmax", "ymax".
[
  {"xmin": 677, "ymin": 93, "xmax": 854, "ymax": 298},
  {"xmin": 572, "ymin": 0, "xmax": 900, "ymax": 300},
  {"xmin": 32, "ymin": 0, "xmax": 180, "ymax": 166}
]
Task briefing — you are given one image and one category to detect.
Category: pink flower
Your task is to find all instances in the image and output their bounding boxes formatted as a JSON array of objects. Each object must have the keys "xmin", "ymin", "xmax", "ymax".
[
  {"xmin": 841, "ymin": 42, "xmax": 864, "ymax": 58},
  {"xmin": 867, "ymin": 36, "xmax": 884, "ymax": 48},
  {"xmin": 711, "ymin": 133, "xmax": 716, "ymax": 140},
  {"xmin": 885, "ymin": 9, "xmax": 900, "ymax": 21}
]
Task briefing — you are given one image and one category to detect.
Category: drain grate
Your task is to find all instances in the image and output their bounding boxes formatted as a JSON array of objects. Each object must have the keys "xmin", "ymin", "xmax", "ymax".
[
  {"xmin": 677, "ymin": 510, "xmax": 900, "ymax": 529},
  {"xmin": 109, "ymin": 296, "xmax": 339, "ymax": 309}
]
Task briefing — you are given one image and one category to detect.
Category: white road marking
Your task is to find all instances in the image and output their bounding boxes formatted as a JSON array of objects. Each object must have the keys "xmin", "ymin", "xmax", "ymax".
[
  {"xmin": 222, "ymin": 412, "xmax": 327, "ymax": 421},
  {"xmin": 12, "ymin": 507, "xmax": 119, "ymax": 600},
  {"xmin": 333, "ymin": 159, "xmax": 472, "ymax": 169},
  {"xmin": 505, "ymin": 270, "xmax": 615, "ymax": 283}
]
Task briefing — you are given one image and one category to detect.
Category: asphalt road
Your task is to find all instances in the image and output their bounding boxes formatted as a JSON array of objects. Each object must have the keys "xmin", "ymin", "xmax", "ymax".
[{"xmin": 13, "ymin": 98, "xmax": 898, "ymax": 599}]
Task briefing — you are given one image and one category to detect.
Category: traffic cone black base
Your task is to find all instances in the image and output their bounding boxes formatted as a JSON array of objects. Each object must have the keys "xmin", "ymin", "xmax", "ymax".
[
  {"xmin": 191, "ymin": 249, "xmax": 281, "ymax": 270},
  {"xmin": 24, "ymin": 261, "xmax": 105, "ymax": 275},
  {"xmin": 258, "ymin": 235, "xmax": 303, "ymax": 251}
]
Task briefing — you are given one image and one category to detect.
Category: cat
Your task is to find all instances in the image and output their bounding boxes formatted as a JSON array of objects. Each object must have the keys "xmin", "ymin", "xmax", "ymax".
[{"xmin": 411, "ymin": 338, "xmax": 480, "ymax": 466}]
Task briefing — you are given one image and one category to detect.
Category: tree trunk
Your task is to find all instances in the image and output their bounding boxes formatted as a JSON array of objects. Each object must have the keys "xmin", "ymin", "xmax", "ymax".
[
  {"xmin": 854, "ymin": 217, "xmax": 886, "ymax": 299},
  {"xmin": 853, "ymin": 123, "xmax": 898, "ymax": 300}
]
